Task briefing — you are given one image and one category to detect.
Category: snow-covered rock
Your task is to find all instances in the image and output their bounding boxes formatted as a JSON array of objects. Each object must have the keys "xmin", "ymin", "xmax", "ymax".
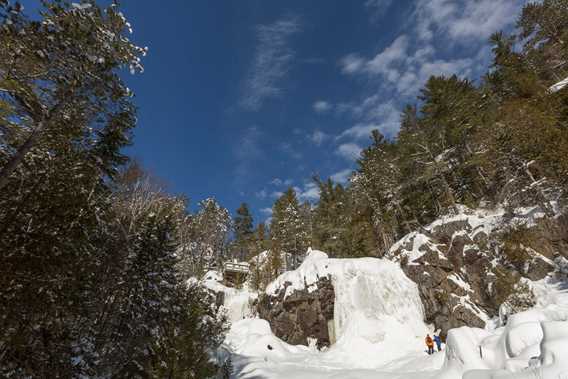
[
  {"xmin": 259, "ymin": 249, "xmax": 431, "ymax": 367},
  {"xmin": 386, "ymin": 204, "xmax": 565, "ymax": 336},
  {"xmin": 200, "ymin": 270, "xmax": 257, "ymax": 323}
]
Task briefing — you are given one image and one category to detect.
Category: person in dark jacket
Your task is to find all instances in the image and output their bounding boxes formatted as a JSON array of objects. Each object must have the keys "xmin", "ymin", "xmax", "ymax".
[
  {"xmin": 433, "ymin": 334, "xmax": 442, "ymax": 352},
  {"xmin": 425, "ymin": 334, "xmax": 434, "ymax": 355}
]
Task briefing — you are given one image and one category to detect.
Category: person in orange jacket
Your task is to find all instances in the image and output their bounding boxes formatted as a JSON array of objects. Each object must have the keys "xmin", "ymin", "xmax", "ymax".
[{"xmin": 425, "ymin": 334, "xmax": 435, "ymax": 355}]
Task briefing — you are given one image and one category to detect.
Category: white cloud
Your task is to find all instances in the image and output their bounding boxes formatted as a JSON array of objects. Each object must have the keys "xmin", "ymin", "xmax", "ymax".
[
  {"xmin": 296, "ymin": 182, "xmax": 320, "ymax": 202},
  {"xmin": 271, "ymin": 191, "xmax": 284, "ymax": 199},
  {"xmin": 313, "ymin": 100, "xmax": 332, "ymax": 113},
  {"xmin": 260, "ymin": 207, "xmax": 273, "ymax": 216},
  {"xmin": 330, "ymin": 169, "xmax": 352, "ymax": 184},
  {"xmin": 310, "ymin": 130, "xmax": 328, "ymax": 146},
  {"xmin": 365, "ymin": 0, "xmax": 394, "ymax": 20},
  {"xmin": 255, "ymin": 189, "xmax": 268, "ymax": 199},
  {"xmin": 339, "ymin": 0, "xmax": 526, "ymax": 100},
  {"xmin": 337, "ymin": 99, "xmax": 401, "ymax": 139},
  {"xmin": 271, "ymin": 178, "xmax": 293, "ymax": 187},
  {"xmin": 280, "ymin": 142, "xmax": 302, "ymax": 160},
  {"xmin": 414, "ymin": 0, "xmax": 524, "ymax": 43},
  {"xmin": 234, "ymin": 127, "xmax": 262, "ymax": 186},
  {"xmin": 340, "ymin": 35, "xmax": 477, "ymax": 97},
  {"xmin": 340, "ymin": 53, "xmax": 366, "ymax": 74},
  {"xmin": 366, "ymin": 35, "xmax": 409, "ymax": 78},
  {"xmin": 241, "ymin": 16, "xmax": 301, "ymax": 111},
  {"xmin": 336, "ymin": 143, "xmax": 363, "ymax": 161},
  {"xmin": 339, "ymin": 123, "xmax": 381, "ymax": 140}
]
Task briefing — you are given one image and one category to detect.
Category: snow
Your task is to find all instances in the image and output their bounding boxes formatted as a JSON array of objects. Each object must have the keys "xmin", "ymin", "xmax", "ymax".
[
  {"xmin": 549, "ymin": 76, "xmax": 568, "ymax": 93},
  {"xmin": 200, "ymin": 270, "xmax": 257, "ymax": 323},
  {"xmin": 221, "ymin": 248, "xmax": 568, "ymax": 378},
  {"xmin": 442, "ymin": 276, "xmax": 568, "ymax": 378}
]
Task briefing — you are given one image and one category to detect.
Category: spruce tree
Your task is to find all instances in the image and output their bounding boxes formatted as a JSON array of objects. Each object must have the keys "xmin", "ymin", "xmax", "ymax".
[{"xmin": 234, "ymin": 202, "xmax": 254, "ymax": 260}]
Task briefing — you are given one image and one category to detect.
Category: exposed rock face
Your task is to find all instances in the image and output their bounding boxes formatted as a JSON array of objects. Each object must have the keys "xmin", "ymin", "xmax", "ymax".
[
  {"xmin": 387, "ymin": 206, "xmax": 566, "ymax": 337},
  {"xmin": 257, "ymin": 276, "xmax": 334, "ymax": 349}
]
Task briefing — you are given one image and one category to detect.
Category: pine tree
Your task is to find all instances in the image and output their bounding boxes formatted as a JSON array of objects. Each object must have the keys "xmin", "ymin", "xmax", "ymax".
[
  {"xmin": 270, "ymin": 188, "xmax": 310, "ymax": 270},
  {"xmin": 234, "ymin": 203, "xmax": 254, "ymax": 261}
]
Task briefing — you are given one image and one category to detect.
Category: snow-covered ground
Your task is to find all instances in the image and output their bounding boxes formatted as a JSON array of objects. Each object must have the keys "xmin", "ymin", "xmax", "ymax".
[{"xmin": 210, "ymin": 250, "xmax": 568, "ymax": 378}]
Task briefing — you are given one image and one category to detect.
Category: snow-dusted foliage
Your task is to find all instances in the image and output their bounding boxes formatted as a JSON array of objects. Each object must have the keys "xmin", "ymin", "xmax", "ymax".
[{"xmin": 177, "ymin": 198, "xmax": 232, "ymax": 277}]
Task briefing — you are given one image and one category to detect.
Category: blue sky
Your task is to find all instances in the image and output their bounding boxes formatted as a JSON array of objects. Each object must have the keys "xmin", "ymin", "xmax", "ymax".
[{"xmin": 22, "ymin": 0, "xmax": 528, "ymax": 223}]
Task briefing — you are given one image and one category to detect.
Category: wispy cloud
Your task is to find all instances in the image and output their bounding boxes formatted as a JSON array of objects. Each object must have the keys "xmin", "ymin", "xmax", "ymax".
[
  {"xmin": 340, "ymin": 53, "xmax": 366, "ymax": 74},
  {"xmin": 337, "ymin": 99, "xmax": 401, "ymax": 139},
  {"xmin": 271, "ymin": 191, "xmax": 284, "ymax": 199},
  {"xmin": 234, "ymin": 127, "xmax": 263, "ymax": 187},
  {"xmin": 313, "ymin": 100, "xmax": 332, "ymax": 113},
  {"xmin": 255, "ymin": 189, "xmax": 268, "ymax": 199},
  {"xmin": 241, "ymin": 16, "xmax": 301, "ymax": 111},
  {"xmin": 295, "ymin": 182, "xmax": 320, "ymax": 202},
  {"xmin": 271, "ymin": 178, "xmax": 294, "ymax": 187},
  {"xmin": 280, "ymin": 142, "xmax": 303, "ymax": 160},
  {"xmin": 310, "ymin": 130, "xmax": 329, "ymax": 146},
  {"xmin": 413, "ymin": 0, "xmax": 525, "ymax": 43},
  {"xmin": 336, "ymin": 143, "xmax": 363, "ymax": 161},
  {"xmin": 260, "ymin": 207, "xmax": 273, "ymax": 216},
  {"xmin": 340, "ymin": 1, "xmax": 525, "ymax": 99},
  {"xmin": 331, "ymin": 169, "xmax": 352, "ymax": 184},
  {"xmin": 340, "ymin": 34, "xmax": 474, "ymax": 97},
  {"xmin": 365, "ymin": 0, "xmax": 394, "ymax": 21}
]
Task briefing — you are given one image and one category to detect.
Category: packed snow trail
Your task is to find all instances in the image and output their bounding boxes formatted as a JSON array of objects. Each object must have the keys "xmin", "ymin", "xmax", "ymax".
[{"xmin": 225, "ymin": 319, "xmax": 445, "ymax": 379}]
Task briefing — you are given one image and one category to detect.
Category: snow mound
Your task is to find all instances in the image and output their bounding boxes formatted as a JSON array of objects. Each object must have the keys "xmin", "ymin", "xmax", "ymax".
[
  {"xmin": 445, "ymin": 278, "xmax": 568, "ymax": 378},
  {"xmin": 266, "ymin": 249, "xmax": 430, "ymax": 368},
  {"xmin": 225, "ymin": 318, "xmax": 309, "ymax": 359}
]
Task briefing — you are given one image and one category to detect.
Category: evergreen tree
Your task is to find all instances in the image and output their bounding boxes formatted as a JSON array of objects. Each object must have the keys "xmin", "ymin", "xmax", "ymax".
[
  {"xmin": 234, "ymin": 202, "xmax": 254, "ymax": 260},
  {"xmin": 0, "ymin": 3, "xmax": 228, "ymax": 377},
  {"xmin": 270, "ymin": 188, "xmax": 310, "ymax": 269}
]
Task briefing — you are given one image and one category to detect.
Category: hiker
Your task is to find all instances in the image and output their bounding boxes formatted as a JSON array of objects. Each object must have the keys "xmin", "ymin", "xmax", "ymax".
[
  {"xmin": 434, "ymin": 334, "xmax": 442, "ymax": 352},
  {"xmin": 425, "ymin": 334, "xmax": 434, "ymax": 355}
]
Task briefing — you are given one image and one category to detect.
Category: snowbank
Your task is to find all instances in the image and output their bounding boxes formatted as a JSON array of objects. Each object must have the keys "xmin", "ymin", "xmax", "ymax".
[
  {"xmin": 266, "ymin": 249, "xmax": 431, "ymax": 368},
  {"xmin": 225, "ymin": 318, "xmax": 309, "ymax": 359},
  {"xmin": 444, "ymin": 277, "xmax": 568, "ymax": 378}
]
